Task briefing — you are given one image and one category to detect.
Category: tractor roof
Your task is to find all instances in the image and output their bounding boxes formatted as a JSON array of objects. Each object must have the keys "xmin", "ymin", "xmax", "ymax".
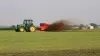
[{"xmin": 24, "ymin": 19, "xmax": 33, "ymax": 21}]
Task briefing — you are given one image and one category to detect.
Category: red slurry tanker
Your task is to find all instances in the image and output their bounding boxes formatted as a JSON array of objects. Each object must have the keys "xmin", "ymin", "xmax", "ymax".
[{"xmin": 40, "ymin": 23, "xmax": 64, "ymax": 31}]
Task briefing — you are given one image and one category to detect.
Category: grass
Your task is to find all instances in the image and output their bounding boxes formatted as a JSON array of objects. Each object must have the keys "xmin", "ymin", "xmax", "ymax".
[
  {"xmin": 0, "ymin": 30, "xmax": 100, "ymax": 51},
  {"xmin": 0, "ymin": 30, "xmax": 100, "ymax": 56}
]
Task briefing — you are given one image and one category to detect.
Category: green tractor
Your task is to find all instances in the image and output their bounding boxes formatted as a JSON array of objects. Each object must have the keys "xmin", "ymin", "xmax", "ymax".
[{"xmin": 15, "ymin": 19, "xmax": 36, "ymax": 32}]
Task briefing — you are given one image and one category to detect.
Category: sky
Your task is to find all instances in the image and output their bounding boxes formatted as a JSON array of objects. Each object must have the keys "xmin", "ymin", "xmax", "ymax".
[{"xmin": 0, "ymin": 0, "xmax": 100, "ymax": 26}]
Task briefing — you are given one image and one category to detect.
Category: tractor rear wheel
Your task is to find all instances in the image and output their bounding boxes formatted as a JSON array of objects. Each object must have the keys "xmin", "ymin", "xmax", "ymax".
[
  {"xmin": 29, "ymin": 26, "xmax": 36, "ymax": 32},
  {"xmin": 19, "ymin": 27, "xmax": 25, "ymax": 32}
]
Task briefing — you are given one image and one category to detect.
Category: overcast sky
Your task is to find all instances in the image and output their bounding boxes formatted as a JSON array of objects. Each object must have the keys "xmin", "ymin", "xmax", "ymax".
[{"xmin": 0, "ymin": 0, "xmax": 100, "ymax": 26}]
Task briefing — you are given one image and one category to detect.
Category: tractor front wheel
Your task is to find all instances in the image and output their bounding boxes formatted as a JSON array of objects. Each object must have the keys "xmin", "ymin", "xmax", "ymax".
[{"xmin": 19, "ymin": 27, "xmax": 25, "ymax": 32}]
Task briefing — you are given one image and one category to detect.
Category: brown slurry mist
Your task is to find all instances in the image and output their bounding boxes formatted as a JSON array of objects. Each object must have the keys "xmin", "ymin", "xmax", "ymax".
[{"xmin": 45, "ymin": 19, "xmax": 73, "ymax": 31}]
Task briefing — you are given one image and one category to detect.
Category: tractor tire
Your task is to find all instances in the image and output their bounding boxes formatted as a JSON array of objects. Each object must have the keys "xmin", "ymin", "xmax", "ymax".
[
  {"xmin": 19, "ymin": 27, "xmax": 25, "ymax": 32},
  {"xmin": 29, "ymin": 26, "xmax": 36, "ymax": 32}
]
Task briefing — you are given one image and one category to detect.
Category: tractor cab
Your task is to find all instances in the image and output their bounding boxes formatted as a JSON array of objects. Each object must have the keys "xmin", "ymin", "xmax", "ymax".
[{"xmin": 23, "ymin": 19, "xmax": 33, "ymax": 25}]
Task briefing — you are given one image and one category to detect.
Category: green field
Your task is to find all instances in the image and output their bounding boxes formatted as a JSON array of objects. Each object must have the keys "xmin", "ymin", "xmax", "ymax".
[
  {"xmin": 0, "ymin": 31, "xmax": 100, "ymax": 52},
  {"xmin": 0, "ymin": 31, "xmax": 100, "ymax": 56}
]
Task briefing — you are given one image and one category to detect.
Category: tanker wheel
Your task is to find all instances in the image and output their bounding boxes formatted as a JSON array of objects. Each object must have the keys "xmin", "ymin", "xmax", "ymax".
[
  {"xmin": 19, "ymin": 27, "xmax": 25, "ymax": 32},
  {"xmin": 29, "ymin": 26, "xmax": 36, "ymax": 32}
]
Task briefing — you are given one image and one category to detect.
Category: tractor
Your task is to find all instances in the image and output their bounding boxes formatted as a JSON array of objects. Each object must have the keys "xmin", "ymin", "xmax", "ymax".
[{"xmin": 15, "ymin": 19, "xmax": 36, "ymax": 32}]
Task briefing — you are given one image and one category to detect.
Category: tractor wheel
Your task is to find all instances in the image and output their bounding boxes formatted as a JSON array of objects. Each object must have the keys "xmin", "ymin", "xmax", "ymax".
[
  {"xmin": 19, "ymin": 27, "xmax": 25, "ymax": 32},
  {"xmin": 29, "ymin": 26, "xmax": 36, "ymax": 32}
]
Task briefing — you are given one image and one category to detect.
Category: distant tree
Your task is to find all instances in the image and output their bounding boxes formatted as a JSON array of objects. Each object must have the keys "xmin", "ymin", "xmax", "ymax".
[
  {"xmin": 90, "ymin": 23, "xmax": 98, "ymax": 28},
  {"xmin": 79, "ymin": 24, "xmax": 85, "ymax": 29},
  {"xmin": 10, "ymin": 25, "xmax": 16, "ymax": 30}
]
